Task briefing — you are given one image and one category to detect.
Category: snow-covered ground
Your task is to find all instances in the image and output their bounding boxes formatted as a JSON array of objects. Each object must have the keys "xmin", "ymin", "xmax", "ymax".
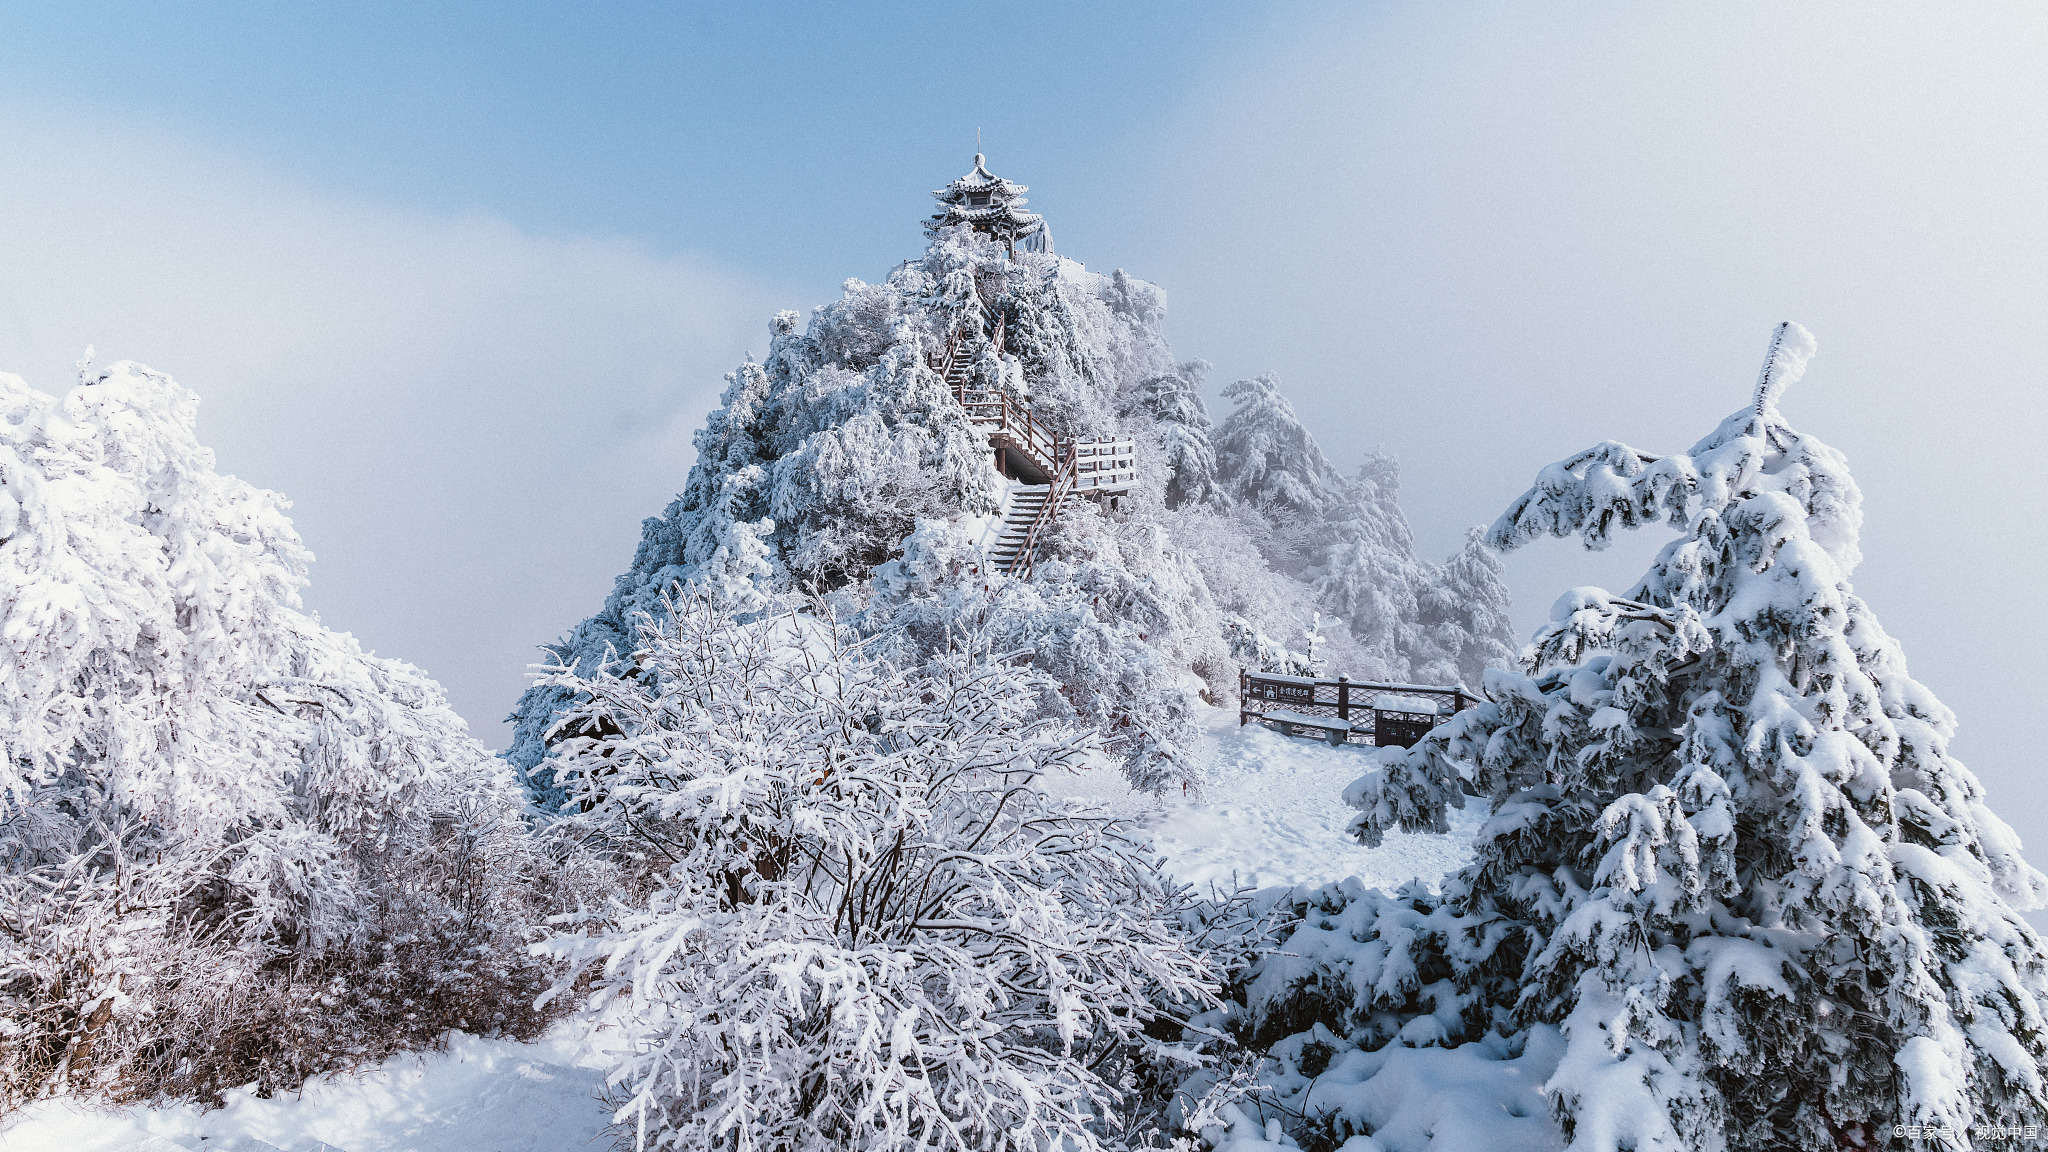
[
  {"xmin": 1043, "ymin": 707, "xmax": 1484, "ymax": 895},
  {"xmin": 1, "ymin": 708, "xmax": 1484, "ymax": 1152},
  {"xmin": 0, "ymin": 1026, "xmax": 615, "ymax": 1152}
]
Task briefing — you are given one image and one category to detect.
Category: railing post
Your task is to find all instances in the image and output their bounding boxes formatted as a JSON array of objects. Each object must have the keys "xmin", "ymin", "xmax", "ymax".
[
  {"xmin": 1239, "ymin": 667, "xmax": 1248, "ymax": 725},
  {"xmin": 1337, "ymin": 675, "xmax": 1350, "ymax": 723}
]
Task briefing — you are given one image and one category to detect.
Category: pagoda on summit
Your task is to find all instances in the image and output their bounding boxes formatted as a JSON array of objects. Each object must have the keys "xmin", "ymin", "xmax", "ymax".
[{"xmin": 926, "ymin": 153, "xmax": 1052, "ymax": 257}]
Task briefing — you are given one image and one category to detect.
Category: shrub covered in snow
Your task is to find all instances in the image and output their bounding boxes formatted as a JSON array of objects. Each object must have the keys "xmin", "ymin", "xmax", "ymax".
[
  {"xmin": 1278, "ymin": 324, "xmax": 2048, "ymax": 1151},
  {"xmin": 858, "ymin": 516, "xmax": 1225, "ymax": 795},
  {"xmin": 0, "ymin": 361, "xmax": 569, "ymax": 1109},
  {"xmin": 534, "ymin": 589, "xmax": 1223, "ymax": 1152}
]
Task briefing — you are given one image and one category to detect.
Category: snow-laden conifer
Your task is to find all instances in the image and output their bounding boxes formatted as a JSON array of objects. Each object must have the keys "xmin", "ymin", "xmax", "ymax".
[
  {"xmin": 1419, "ymin": 525, "xmax": 1519, "ymax": 687},
  {"xmin": 0, "ymin": 361, "xmax": 555, "ymax": 1106},
  {"xmin": 1119, "ymin": 362, "xmax": 1228, "ymax": 511},
  {"xmin": 1212, "ymin": 374, "xmax": 1351, "ymax": 521},
  {"xmin": 1320, "ymin": 324, "xmax": 2048, "ymax": 1150},
  {"xmin": 1209, "ymin": 379, "xmax": 1514, "ymax": 685},
  {"xmin": 536, "ymin": 589, "xmax": 1220, "ymax": 1152}
]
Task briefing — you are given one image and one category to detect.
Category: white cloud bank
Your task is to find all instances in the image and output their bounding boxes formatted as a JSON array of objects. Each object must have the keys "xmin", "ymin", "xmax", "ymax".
[{"xmin": 0, "ymin": 102, "xmax": 794, "ymax": 739}]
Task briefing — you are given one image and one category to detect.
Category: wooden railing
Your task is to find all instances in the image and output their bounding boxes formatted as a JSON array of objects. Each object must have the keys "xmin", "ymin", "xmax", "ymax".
[
  {"xmin": 1071, "ymin": 439, "xmax": 1135, "ymax": 492},
  {"xmin": 927, "ymin": 305, "xmax": 1135, "ymax": 581},
  {"xmin": 1238, "ymin": 670, "xmax": 1477, "ymax": 748},
  {"xmin": 956, "ymin": 388, "xmax": 1064, "ymax": 478}
]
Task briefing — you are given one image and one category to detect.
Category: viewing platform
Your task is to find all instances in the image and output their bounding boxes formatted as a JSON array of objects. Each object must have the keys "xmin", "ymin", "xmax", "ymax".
[{"xmin": 1239, "ymin": 670, "xmax": 1478, "ymax": 748}]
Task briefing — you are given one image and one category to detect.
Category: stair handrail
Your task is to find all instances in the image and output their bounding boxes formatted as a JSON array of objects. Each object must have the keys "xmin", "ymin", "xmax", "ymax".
[
  {"xmin": 1005, "ymin": 444, "xmax": 1075, "ymax": 580},
  {"xmin": 931, "ymin": 326, "xmax": 964, "ymax": 393},
  {"xmin": 937, "ymin": 306, "xmax": 1091, "ymax": 495}
]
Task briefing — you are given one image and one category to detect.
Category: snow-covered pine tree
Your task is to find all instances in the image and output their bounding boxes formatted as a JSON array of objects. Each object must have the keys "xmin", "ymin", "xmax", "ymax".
[
  {"xmin": 0, "ymin": 360, "xmax": 558, "ymax": 1107},
  {"xmin": 1418, "ymin": 525, "xmax": 1519, "ymax": 687},
  {"xmin": 1209, "ymin": 375, "xmax": 1511, "ymax": 685},
  {"xmin": 535, "ymin": 589, "xmax": 1220, "ymax": 1152},
  {"xmin": 1212, "ymin": 373, "xmax": 1350, "ymax": 522},
  {"xmin": 1119, "ymin": 361, "xmax": 1228, "ymax": 511},
  {"xmin": 1329, "ymin": 323, "xmax": 2048, "ymax": 1150},
  {"xmin": 1307, "ymin": 451, "xmax": 1441, "ymax": 682}
]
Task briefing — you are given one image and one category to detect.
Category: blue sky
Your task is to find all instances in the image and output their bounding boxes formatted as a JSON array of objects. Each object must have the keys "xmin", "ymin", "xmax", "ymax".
[
  {"xmin": 1, "ymin": 0, "xmax": 1265, "ymax": 289},
  {"xmin": 4, "ymin": 3, "xmax": 2047, "ymax": 882}
]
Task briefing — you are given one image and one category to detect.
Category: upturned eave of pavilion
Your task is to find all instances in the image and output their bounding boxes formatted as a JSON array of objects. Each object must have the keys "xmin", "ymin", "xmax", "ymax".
[{"xmin": 933, "ymin": 205, "xmax": 1044, "ymax": 225}]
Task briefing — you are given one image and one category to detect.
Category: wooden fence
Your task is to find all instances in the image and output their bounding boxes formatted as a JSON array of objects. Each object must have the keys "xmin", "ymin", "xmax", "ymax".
[
  {"xmin": 1072, "ymin": 439, "xmax": 1136, "ymax": 492},
  {"xmin": 1238, "ymin": 670, "xmax": 1478, "ymax": 747},
  {"xmin": 930, "ymin": 308, "xmax": 1135, "ymax": 502}
]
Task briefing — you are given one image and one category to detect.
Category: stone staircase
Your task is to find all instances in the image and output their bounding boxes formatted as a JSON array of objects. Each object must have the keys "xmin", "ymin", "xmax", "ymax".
[
  {"xmin": 989, "ymin": 483, "xmax": 1088, "ymax": 577},
  {"xmin": 989, "ymin": 484, "xmax": 1053, "ymax": 574}
]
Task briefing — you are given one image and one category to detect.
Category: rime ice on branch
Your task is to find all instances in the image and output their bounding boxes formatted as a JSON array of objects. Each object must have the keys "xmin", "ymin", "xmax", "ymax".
[
  {"xmin": 534, "ymin": 592, "xmax": 1218, "ymax": 1152},
  {"xmin": 0, "ymin": 361, "xmax": 547, "ymax": 1104}
]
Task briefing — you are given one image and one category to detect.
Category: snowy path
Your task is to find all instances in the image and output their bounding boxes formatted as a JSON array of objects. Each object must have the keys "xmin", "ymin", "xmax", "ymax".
[
  {"xmin": 1, "ymin": 709, "xmax": 1484, "ymax": 1152},
  {"xmin": 1042, "ymin": 706, "xmax": 1483, "ymax": 895}
]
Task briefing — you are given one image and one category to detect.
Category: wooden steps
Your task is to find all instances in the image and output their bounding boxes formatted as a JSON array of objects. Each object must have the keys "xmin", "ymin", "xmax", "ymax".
[{"xmin": 989, "ymin": 484, "xmax": 1051, "ymax": 573}]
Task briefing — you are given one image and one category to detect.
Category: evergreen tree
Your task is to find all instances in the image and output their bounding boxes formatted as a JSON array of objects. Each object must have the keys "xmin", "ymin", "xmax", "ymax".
[
  {"xmin": 1309, "ymin": 452, "xmax": 1433, "ymax": 681},
  {"xmin": 1212, "ymin": 373, "xmax": 1349, "ymax": 520},
  {"xmin": 1331, "ymin": 324, "xmax": 2048, "ymax": 1149},
  {"xmin": 1207, "ymin": 377, "xmax": 1513, "ymax": 687},
  {"xmin": 1119, "ymin": 362, "xmax": 1227, "ymax": 511},
  {"xmin": 1419, "ymin": 525, "xmax": 1520, "ymax": 687}
]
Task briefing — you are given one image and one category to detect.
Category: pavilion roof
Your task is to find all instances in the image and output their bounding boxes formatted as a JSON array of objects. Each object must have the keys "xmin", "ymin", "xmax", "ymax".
[{"xmin": 933, "ymin": 153, "xmax": 1028, "ymax": 200}]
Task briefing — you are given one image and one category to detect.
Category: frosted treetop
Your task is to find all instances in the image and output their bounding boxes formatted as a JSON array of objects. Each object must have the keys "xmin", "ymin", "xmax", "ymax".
[{"xmin": 1487, "ymin": 320, "xmax": 1862, "ymax": 572}]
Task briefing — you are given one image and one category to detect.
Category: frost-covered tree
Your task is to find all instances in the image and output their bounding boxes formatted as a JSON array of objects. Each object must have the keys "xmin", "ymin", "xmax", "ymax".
[
  {"xmin": 0, "ymin": 361, "xmax": 560, "ymax": 1107},
  {"xmin": 1319, "ymin": 324, "xmax": 2048, "ymax": 1150},
  {"xmin": 1212, "ymin": 373, "xmax": 1350, "ymax": 521},
  {"xmin": 1206, "ymin": 374, "xmax": 1515, "ymax": 686},
  {"xmin": 1308, "ymin": 452, "xmax": 1435, "ymax": 681},
  {"xmin": 1120, "ymin": 362, "xmax": 1227, "ymax": 511},
  {"xmin": 1418, "ymin": 525, "xmax": 1519, "ymax": 687},
  {"xmin": 535, "ymin": 590, "xmax": 1220, "ymax": 1152},
  {"xmin": 1312, "ymin": 453, "xmax": 1524, "ymax": 687},
  {"xmin": 859, "ymin": 515, "xmax": 1225, "ymax": 795}
]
